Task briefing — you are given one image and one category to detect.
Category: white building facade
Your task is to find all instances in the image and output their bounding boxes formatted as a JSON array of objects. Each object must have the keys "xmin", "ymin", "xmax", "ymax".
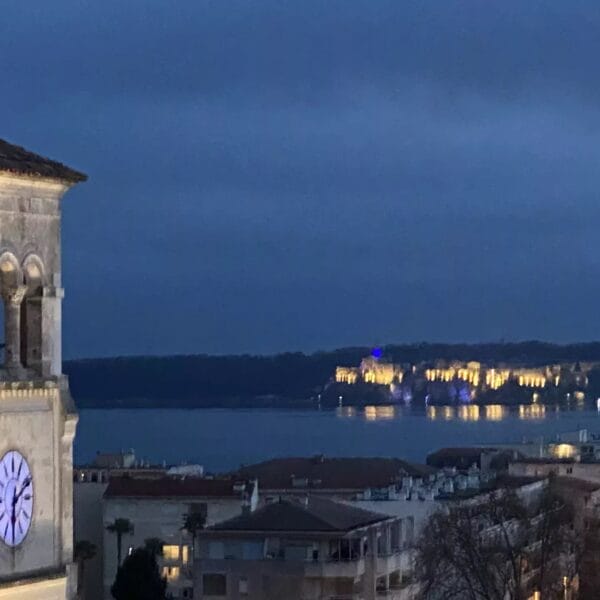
[{"xmin": 102, "ymin": 477, "xmax": 258, "ymax": 600}]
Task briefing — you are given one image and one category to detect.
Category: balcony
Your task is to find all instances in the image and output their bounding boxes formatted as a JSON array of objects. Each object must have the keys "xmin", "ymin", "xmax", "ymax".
[
  {"xmin": 0, "ymin": 377, "xmax": 60, "ymax": 399},
  {"xmin": 376, "ymin": 552, "xmax": 404, "ymax": 575},
  {"xmin": 305, "ymin": 557, "xmax": 366, "ymax": 578},
  {"xmin": 376, "ymin": 587, "xmax": 420, "ymax": 600}
]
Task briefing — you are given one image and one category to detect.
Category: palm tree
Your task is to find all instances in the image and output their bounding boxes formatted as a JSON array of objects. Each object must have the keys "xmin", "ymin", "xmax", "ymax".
[
  {"xmin": 106, "ymin": 518, "xmax": 134, "ymax": 568},
  {"xmin": 74, "ymin": 540, "xmax": 97, "ymax": 599},
  {"xmin": 181, "ymin": 511, "xmax": 206, "ymax": 560}
]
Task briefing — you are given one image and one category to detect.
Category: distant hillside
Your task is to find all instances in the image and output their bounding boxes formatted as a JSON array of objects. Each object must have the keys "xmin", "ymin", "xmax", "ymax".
[{"xmin": 65, "ymin": 341, "xmax": 600, "ymax": 408}]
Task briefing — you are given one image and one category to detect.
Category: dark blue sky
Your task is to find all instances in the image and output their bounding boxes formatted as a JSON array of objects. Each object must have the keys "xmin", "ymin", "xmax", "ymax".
[{"xmin": 2, "ymin": 1, "xmax": 600, "ymax": 358}]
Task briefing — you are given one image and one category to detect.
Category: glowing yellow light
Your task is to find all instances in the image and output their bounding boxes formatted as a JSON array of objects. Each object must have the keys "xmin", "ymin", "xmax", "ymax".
[
  {"xmin": 519, "ymin": 404, "xmax": 546, "ymax": 420},
  {"xmin": 364, "ymin": 406, "xmax": 377, "ymax": 421},
  {"xmin": 377, "ymin": 406, "xmax": 395, "ymax": 419},
  {"xmin": 458, "ymin": 405, "xmax": 480, "ymax": 421},
  {"xmin": 485, "ymin": 405, "xmax": 506, "ymax": 421},
  {"xmin": 335, "ymin": 367, "xmax": 358, "ymax": 384},
  {"xmin": 553, "ymin": 443, "xmax": 576, "ymax": 459},
  {"xmin": 161, "ymin": 566, "xmax": 180, "ymax": 581},
  {"xmin": 336, "ymin": 406, "xmax": 356, "ymax": 418},
  {"xmin": 364, "ymin": 405, "xmax": 395, "ymax": 421},
  {"xmin": 163, "ymin": 545, "xmax": 180, "ymax": 561}
]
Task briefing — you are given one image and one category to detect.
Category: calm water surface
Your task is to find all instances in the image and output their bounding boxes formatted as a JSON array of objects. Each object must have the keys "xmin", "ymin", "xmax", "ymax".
[{"xmin": 75, "ymin": 405, "xmax": 600, "ymax": 472}]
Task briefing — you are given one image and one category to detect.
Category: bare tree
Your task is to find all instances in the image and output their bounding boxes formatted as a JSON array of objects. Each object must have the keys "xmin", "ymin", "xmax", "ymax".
[{"xmin": 415, "ymin": 482, "xmax": 577, "ymax": 600}]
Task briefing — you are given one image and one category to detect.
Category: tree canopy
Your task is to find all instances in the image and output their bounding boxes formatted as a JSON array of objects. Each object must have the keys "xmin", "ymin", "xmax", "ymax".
[
  {"xmin": 415, "ymin": 483, "xmax": 578, "ymax": 600},
  {"xmin": 111, "ymin": 547, "xmax": 167, "ymax": 600}
]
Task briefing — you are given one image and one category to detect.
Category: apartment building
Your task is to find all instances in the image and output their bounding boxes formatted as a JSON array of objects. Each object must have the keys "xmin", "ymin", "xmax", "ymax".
[
  {"xmin": 102, "ymin": 476, "xmax": 258, "ymax": 599},
  {"xmin": 194, "ymin": 496, "xmax": 415, "ymax": 600}
]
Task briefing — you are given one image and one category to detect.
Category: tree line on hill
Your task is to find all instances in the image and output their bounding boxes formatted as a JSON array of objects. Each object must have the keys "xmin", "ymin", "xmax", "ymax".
[{"xmin": 64, "ymin": 341, "xmax": 600, "ymax": 409}]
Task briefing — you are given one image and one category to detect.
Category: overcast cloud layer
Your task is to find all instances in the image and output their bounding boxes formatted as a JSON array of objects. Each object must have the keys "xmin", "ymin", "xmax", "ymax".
[{"xmin": 2, "ymin": 1, "xmax": 600, "ymax": 358}]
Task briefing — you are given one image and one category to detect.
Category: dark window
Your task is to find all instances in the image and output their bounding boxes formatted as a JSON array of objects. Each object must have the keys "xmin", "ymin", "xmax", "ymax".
[
  {"xmin": 203, "ymin": 574, "xmax": 226, "ymax": 596},
  {"xmin": 182, "ymin": 587, "xmax": 194, "ymax": 599},
  {"xmin": 190, "ymin": 502, "xmax": 208, "ymax": 519}
]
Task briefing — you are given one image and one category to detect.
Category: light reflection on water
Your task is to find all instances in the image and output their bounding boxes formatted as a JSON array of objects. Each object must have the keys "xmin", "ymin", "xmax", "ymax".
[
  {"xmin": 336, "ymin": 402, "xmax": 586, "ymax": 422},
  {"xmin": 76, "ymin": 406, "xmax": 600, "ymax": 472}
]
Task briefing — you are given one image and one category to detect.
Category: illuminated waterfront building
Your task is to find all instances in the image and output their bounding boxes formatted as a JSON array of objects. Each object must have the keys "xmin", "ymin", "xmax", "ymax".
[
  {"xmin": 335, "ymin": 367, "xmax": 359, "ymax": 384},
  {"xmin": 335, "ymin": 356, "xmax": 403, "ymax": 386},
  {"xmin": 335, "ymin": 358, "xmax": 596, "ymax": 400},
  {"xmin": 426, "ymin": 362, "xmax": 480, "ymax": 386},
  {"xmin": 485, "ymin": 369, "xmax": 510, "ymax": 390},
  {"xmin": 360, "ymin": 356, "xmax": 402, "ymax": 385},
  {"xmin": 514, "ymin": 369, "xmax": 547, "ymax": 388}
]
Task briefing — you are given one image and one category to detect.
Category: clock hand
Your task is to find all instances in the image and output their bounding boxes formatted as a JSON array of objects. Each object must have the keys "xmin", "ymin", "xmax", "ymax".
[
  {"xmin": 11, "ymin": 489, "xmax": 16, "ymax": 544},
  {"xmin": 13, "ymin": 477, "xmax": 31, "ymax": 503}
]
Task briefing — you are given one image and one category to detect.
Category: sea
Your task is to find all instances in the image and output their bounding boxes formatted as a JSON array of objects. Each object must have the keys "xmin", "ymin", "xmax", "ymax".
[{"xmin": 74, "ymin": 403, "xmax": 600, "ymax": 472}]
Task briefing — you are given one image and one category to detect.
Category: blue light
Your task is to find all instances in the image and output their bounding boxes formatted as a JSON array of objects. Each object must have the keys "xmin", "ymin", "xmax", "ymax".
[{"xmin": 371, "ymin": 347, "xmax": 383, "ymax": 359}]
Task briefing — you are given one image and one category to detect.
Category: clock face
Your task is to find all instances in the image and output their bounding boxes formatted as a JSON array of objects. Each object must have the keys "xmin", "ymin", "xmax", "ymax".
[{"xmin": 0, "ymin": 451, "xmax": 33, "ymax": 547}]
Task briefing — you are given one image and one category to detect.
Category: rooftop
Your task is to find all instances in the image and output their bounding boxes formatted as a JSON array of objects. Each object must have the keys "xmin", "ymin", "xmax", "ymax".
[
  {"xmin": 436, "ymin": 474, "xmax": 545, "ymax": 501},
  {"xmin": 209, "ymin": 496, "xmax": 389, "ymax": 533},
  {"xmin": 554, "ymin": 477, "xmax": 600, "ymax": 493},
  {"xmin": 428, "ymin": 447, "xmax": 494, "ymax": 458},
  {"xmin": 104, "ymin": 476, "xmax": 252, "ymax": 499},
  {"xmin": 0, "ymin": 138, "xmax": 87, "ymax": 183},
  {"xmin": 512, "ymin": 457, "xmax": 577, "ymax": 464},
  {"xmin": 233, "ymin": 456, "xmax": 433, "ymax": 490}
]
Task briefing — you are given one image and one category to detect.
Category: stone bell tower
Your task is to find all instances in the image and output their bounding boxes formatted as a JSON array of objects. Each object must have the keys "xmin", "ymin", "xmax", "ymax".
[{"xmin": 0, "ymin": 139, "xmax": 86, "ymax": 599}]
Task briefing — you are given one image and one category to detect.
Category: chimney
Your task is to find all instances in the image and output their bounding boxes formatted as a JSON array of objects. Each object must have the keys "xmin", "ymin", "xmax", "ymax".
[{"xmin": 241, "ymin": 491, "xmax": 252, "ymax": 515}]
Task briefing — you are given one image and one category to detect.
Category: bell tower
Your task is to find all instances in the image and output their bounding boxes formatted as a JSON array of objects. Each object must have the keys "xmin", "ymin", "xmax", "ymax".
[{"xmin": 0, "ymin": 139, "xmax": 86, "ymax": 599}]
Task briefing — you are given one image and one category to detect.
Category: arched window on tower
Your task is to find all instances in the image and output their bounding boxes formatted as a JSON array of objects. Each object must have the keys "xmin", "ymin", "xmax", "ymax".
[
  {"xmin": 0, "ymin": 253, "xmax": 22, "ymax": 372},
  {"xmin": 21, "ymin": 257, "xmax": 45, "ymax": 373}
]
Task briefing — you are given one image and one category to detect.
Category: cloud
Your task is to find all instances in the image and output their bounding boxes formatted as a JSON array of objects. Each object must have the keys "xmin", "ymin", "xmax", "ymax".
[{"xmin": 1, "ymin": 0, "xmax": 600, "ymax": 355}]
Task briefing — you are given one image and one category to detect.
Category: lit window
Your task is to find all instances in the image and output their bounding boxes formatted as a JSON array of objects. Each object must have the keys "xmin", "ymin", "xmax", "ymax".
[
  {"xmin": 161, "ymin": 566, "xmax": 180, "ymax": 581},
  {"xmin": 163, "ymin": 545, "xmax": 180, "ymax": 561},
  {"xmin": 181, "ymin": 545, "xmax": 190, "ymax": 564}
]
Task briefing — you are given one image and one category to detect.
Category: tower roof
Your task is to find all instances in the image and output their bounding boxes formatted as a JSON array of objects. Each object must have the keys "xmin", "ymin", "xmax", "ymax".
[{"xmin": 0, "ymin": 138, "xmax": 87, "ymax": 183}]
